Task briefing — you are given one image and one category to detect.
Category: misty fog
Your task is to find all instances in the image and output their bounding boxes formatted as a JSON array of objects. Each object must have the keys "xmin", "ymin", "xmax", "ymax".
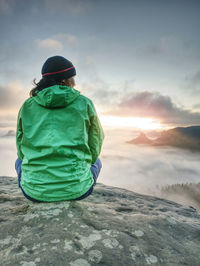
[
  {"xmin": 1, "ymin": 128, "xmax": 200, "ymax": 208},
  {"xmin": 100, "ymin": 128, "xmax": 200, "ymax": 195}
]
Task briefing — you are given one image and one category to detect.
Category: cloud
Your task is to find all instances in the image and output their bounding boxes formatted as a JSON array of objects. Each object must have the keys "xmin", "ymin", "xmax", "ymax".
[
  {"xmin": 54, "ymin": 34, "xmax": 78, "ymax": 46},
  {"xmin": 142, "ymin": 36, "xmax": 191, "ymax": 58},
  {"xmin": 37, "ymin": 38, "xmax": 63, "ymax": 50},
  {"xmin": 0, "ymin": 81, "xmax": 27, "ymax": 111},
  {"xmin": 100, "ymin": 128, "xmax": 200, "ymax": 202},
  {"xmin": 78, "ymin": 77, "xmax": 120, "ymax": 110},
  {"xmin": 37, "ymin": 34, "xmax": 78, "ymax": 50},
  {"xmin": 44, "ymin": 0, "xmax": 92, "ymax": 15},
  {"xmin": 0, "ymin": 0, "xmax": 92, "ymax": 16},
  {"xmin": 81, "ymin": 78, "xmax": 112, "ymax": 99},
  {"xmin": 0, "ymin": 113, "xmax": 17, "ymax": 123},
  {"xmin": 0, "ymin": 122, "xmax": 15, "ymax": 128},
  {"xmin": 106, "ymin": 91, "xmax": 200, "ymax": 126},
  {"xmin": 0, "ymin": 81, "xmax": 32, "ymax": 131},
  {"xmin": 193, "ymin": 103, "xmax": 200, "ymax": 110},
  {"xmin": 0, "ymin": 0, "xmax": 15, "ymax": 14},
  {"xmin": 185, "ymin": 70, "xmax": 200, "ymax": 94}
]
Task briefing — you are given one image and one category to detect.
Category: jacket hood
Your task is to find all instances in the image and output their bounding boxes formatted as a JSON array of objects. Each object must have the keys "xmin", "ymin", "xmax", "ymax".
[{"xmin": 33, "ymin": 85, "xmax": 80, "ymax": 108}]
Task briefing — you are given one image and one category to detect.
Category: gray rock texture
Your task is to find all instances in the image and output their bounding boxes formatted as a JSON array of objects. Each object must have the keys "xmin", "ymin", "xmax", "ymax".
[{"xmin": 1, "ymin": 176, "xmax": 200, "ymax": 266}]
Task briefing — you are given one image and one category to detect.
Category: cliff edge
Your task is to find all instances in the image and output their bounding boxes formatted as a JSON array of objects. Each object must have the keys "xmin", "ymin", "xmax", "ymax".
[{"xmin": 0, "ymin": 176, "xmax": 200, "ymax": 266}]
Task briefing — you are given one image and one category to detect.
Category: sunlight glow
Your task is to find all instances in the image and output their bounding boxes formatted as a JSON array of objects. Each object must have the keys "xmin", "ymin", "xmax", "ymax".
[{"xmin": 99, "ymin": 115, "xmax": 163, "ymax": 130}]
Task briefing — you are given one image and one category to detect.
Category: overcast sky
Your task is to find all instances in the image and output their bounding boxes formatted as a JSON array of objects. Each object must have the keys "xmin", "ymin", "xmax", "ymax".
[{"xmin": 0, "ymin": 0, "xmax": 200, "ymax": 128}]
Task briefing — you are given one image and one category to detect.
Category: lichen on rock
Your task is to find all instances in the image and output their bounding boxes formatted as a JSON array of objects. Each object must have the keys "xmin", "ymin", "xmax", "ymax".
[{"xmin": 1, "ymin": 176, "xmax": 200, "ymax": 266}]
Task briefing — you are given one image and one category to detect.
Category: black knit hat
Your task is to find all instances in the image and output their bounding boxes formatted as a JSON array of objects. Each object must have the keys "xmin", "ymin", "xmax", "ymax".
[{"xmin": 41, "ymin": 56, "xmax": 76, "ymax": 81}]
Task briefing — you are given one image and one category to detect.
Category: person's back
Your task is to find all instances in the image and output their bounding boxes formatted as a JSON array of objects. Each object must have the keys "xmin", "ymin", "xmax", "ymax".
[{"xmin": 16, "ymin": 56, "xmax": 104, "ymax": 202}]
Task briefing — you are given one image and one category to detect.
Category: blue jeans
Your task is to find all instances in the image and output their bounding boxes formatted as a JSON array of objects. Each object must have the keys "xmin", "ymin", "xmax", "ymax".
[{"xmin": 15, "ymin": 158, "xmax": 102, "ymax": 202}]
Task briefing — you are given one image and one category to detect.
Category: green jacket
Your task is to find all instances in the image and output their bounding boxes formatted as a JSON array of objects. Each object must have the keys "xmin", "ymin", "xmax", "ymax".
[{"xmin": 16, "ymin": 85, "xmax": 104, "ymax": 202}]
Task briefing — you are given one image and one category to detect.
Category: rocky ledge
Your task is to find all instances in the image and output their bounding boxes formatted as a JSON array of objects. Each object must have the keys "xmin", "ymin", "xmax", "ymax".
[{"xmin": 0, "ymin": 176, "xmax": 200, "ymax": 266}]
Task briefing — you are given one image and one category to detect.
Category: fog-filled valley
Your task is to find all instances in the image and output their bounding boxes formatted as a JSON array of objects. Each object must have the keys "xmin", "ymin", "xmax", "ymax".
[{"xmin": 1, "ymin": 127, "xmax": 200, "ymax": 209}]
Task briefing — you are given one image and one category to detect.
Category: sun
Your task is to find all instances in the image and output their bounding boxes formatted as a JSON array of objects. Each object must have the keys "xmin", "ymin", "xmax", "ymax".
[{"xmin": 99, "ymin": 115, "xmax": 163, "ymax": 130}]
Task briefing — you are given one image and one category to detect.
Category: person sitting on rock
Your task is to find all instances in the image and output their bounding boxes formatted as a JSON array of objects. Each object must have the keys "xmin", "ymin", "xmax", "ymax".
[{"xmin": 15, "ymin": 55, "xmax": 104, "ymax": 202}]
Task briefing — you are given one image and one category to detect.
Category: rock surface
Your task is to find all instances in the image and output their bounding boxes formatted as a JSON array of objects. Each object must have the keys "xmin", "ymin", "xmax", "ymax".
[{"xmin": 1, "ymin": 176, "xmax": 200, "ymax": 266}]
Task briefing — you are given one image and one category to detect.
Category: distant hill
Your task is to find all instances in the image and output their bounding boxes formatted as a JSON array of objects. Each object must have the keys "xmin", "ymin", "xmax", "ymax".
[
  {"xmin": 154, "ymin": 126, "xmax": 200, "ymax": 150},
  {"xmin": 160, "ymin": 182, "xmax": 200, "ymax": 211},
  {"xmin": 2, "ymin": 130, "xmax": 15, "ymax": 137},
  {"xmin": 127, "ymin": 132, "xmax": 153, "ymax": 144},
  {"xmin": 128, "ymin": 126, "xmax": 200, "ymax": 151}
]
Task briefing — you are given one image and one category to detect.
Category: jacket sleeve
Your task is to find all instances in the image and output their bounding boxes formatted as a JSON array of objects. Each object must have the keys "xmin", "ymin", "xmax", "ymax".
[
  {"xmin": 16, "ymin": 108, "xmax": 24, "ymax": 160},
  {"xmin": 88, "ymin": 101, "xmax": 104, "ymax": 164}
]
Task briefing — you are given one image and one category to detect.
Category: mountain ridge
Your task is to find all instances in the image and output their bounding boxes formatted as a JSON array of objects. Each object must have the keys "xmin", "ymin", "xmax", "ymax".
[{"xmin": 128, "ymin": 126, "xmax": 200, "ymax": 151}]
